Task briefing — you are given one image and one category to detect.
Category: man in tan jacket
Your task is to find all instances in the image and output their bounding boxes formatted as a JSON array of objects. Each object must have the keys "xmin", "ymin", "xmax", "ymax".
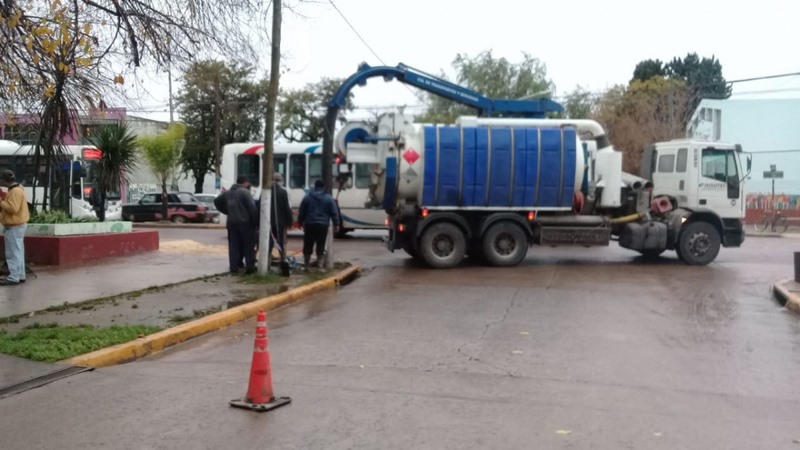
[{"xmin": 0, "ymin": 170, "xmax": 29, "ymax": 285}]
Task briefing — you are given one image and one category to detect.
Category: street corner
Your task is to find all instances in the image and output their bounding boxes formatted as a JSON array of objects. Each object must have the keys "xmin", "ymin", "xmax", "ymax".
[
  {"xmin": 773, "ymin": 279, "xmax": 800, "ymax": 313},
  {"xmin": 67, "ymin": 262, "xmax": 362, "ymax": 368}
]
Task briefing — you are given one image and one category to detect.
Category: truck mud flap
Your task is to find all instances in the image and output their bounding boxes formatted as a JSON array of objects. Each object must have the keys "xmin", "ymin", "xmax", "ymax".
[{"xmin": 537, "ymin": 226, "xmax": 611, "ymax": 246}]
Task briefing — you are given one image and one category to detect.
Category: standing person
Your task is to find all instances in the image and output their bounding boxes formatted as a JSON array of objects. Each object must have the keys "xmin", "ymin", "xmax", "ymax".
[
  {"xmin": 89, "ymin": 182, "xmax": 105, "ymax": 222},
  {"xmin": 214, "ymin": 176, "xmax": 258, "ymax": 274},
  {"xmin": 0, "ymin": 170, "xmax": 29, "ymax": 285},
  {"xmin": 297, "ymin": 179, "xmax": 339, "ymax": 270},
  {"xmin": 269, "ymin": 172, "xmax": 293, "ymax": 268}
]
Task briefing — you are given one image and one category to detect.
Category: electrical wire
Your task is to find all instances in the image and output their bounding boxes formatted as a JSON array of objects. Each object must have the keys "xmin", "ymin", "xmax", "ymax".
[{"xmin": 327, "ymin": 0, "xmax": 429, "ymax": 107}]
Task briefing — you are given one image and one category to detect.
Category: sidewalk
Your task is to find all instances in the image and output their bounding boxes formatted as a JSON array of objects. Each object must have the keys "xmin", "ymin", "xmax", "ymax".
[{"xmin": 0, "ymin": 241, "xmax": 228, "ymax": 318}]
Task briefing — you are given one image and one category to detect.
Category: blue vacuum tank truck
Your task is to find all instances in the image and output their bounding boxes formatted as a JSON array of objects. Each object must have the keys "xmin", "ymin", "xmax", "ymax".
[{"xmin": 325, "ymin": 64, "xmax": 751, "ymax": 269}]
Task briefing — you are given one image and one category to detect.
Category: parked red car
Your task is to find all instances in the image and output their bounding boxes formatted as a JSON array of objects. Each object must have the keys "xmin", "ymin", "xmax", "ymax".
[{"xmin": 122, "ymin": 192, "xmax": 220, "ymax": 223}]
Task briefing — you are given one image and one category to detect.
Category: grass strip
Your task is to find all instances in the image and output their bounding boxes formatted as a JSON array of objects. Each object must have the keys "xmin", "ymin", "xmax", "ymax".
[{"xmin": 0, "ymin": 323, "xmax": 161, "ymax": 362}]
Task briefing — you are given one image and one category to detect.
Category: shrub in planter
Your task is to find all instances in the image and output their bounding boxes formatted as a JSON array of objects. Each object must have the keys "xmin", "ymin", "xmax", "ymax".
[{"xmin": 28, "ymin": 210, "xmax": 98, "ymax": 224}]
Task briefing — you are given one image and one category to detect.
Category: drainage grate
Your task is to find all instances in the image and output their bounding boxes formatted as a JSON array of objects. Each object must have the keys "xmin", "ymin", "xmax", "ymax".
[{"xmin": 0, "ymin": 366, "xmax": 93, "ymax": 400}]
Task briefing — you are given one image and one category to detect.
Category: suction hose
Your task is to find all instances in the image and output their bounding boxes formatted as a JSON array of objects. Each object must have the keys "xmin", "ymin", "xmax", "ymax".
[{"xmin": 607, "ymin": 212, "xmax": 645, "ymax": 224}]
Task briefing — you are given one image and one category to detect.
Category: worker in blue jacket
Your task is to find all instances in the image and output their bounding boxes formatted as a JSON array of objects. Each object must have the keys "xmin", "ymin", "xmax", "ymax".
[{"xmin": 297, "ymin": 180, "xmax": 339, "ymax": 270}]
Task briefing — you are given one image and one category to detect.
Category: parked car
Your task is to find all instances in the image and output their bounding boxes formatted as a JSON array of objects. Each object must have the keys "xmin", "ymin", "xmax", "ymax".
[
  {"xmin": 193, "ymin": 193, "xmax": 221, "ymax": 223},
  {"xmin": 122, "ymin": 192, "xmax": 220, "ymax": 223}
]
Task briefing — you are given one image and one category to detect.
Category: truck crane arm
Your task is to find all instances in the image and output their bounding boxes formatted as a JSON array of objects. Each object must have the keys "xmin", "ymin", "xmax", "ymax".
[{"xmin": 327, "ymin": 62, "xmax": 563, "ymax": 118}]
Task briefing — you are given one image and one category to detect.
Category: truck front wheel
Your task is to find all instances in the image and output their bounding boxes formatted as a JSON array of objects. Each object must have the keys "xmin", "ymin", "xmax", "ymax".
[
  {"xmin": 482, "ymin": 222, "xmax": 528, "ymax": 267},
  {"xmin": 677, "ymin": 221, "xmax": 721, "ymax": 266},
  {"xmin": 419, "ymin": 222, "xmax": 466, "ymax": 269}
]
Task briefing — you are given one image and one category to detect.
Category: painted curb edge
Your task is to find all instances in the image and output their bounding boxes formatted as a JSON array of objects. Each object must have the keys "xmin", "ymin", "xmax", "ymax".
[{"xmin": 66, "ymin": 264, "xmax": 361, "ymax": 368}]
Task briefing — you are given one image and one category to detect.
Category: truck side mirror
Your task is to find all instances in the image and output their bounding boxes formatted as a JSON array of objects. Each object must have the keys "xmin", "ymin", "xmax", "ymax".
[{"xmin": 746, "ymin": 155, "xmax": 752, "ymax": 172}]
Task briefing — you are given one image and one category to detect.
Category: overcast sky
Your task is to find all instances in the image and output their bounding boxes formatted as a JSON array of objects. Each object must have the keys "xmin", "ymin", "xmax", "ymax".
[{"xmin": 124, "ymin": 0, "xmax": 800, "ymax": 122}]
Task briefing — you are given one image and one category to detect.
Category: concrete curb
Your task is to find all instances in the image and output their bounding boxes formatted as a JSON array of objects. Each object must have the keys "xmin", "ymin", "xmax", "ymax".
[
  {"xmin": 66, "ymin": 264, "xmax": 361, "ymax": 368},
  {"xmin": 133, "ymin": 223, "xmax": 225, "ymax": 230},
  {"xmin": 773, "ymin": 278, "xmax": 800, "ymax": 314}
]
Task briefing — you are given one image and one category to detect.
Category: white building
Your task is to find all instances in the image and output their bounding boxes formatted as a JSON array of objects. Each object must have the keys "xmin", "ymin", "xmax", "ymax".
[{"xmin": 687, "ymin": 98, "xmax": 800, "ymax": 197}]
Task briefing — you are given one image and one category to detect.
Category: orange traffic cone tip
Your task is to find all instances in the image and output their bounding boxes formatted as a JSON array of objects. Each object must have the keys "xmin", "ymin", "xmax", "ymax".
[{"xmin": 229, "ymin": 309, "xmax": 291, "ymax": 412}]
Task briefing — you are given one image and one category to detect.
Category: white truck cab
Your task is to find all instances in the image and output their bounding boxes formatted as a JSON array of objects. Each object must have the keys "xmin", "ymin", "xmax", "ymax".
[{"xmin": 642, "ymin": 140, "xmax": 751, "ymax": 250}]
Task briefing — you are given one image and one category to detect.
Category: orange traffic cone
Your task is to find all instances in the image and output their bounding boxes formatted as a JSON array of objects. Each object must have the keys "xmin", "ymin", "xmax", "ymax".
[{"xmin": 229, "ymin": 310, "xmax": 291, "ymax": 412}]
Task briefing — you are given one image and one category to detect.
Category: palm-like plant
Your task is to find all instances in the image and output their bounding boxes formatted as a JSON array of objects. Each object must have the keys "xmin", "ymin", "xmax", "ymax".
[{"xmin": 89, "ymin": 123, "xmax": 139, "ymax": 221}]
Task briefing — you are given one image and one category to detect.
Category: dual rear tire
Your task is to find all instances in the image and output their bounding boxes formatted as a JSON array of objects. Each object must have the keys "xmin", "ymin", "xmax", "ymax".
[{"xmin": 415, "ymin": 221, "xmax": 528, "ymax": 269}]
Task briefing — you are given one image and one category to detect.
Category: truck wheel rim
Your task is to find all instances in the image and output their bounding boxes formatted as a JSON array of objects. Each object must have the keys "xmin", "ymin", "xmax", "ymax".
[
  {"xmin": 433, "ymin": 235, "xmax": 454, "ymax": 257},
  {"xmin": 688, "ymin": 232, "xmax": 710, "ymax": 256},
  {"xmin": 494, "ymin": 233, "xmax": 516, "ymax": 256}
]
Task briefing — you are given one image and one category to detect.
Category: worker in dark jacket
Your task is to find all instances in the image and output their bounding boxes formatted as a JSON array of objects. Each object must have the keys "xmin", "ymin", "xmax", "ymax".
[
  {"xmin": 215, "ymin": 176, "xmax": 258, "ymax": 274},
  {"xmin": 297, "ymin": 179, "xmax": 340, "ymax": 270},
  {"xmin": 268, "ymin": 172, "xmax": 294, "ymax": 266}
]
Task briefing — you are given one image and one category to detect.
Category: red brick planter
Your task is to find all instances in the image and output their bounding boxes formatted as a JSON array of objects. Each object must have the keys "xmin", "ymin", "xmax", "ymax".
[{"xmin": 0, "ymin": 230, "xmax": 159, "ymax": 266}]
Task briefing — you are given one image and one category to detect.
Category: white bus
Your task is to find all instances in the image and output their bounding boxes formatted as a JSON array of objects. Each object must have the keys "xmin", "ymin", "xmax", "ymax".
[
  {"xmin": 0, "ymin": 141, "xmax": 122, "ymax": 219},
  {"xmin": 220, "ymin": 142, "xmax": 386, "ymax": 234}
]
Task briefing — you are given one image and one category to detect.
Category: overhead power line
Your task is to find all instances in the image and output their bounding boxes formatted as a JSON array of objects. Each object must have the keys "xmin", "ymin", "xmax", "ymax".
[
  {"xmin": 328, "ymin": 0, "xmax": 385, "ymax": 66},
  {"xmin": 327, "ymin": 0, "xmax": 428, "ymax": 106}
]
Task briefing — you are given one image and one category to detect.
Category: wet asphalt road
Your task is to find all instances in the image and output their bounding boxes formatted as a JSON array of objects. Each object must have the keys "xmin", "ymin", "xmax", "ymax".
[{"xmin": 1, "ymin": 231, "xmax": 800, "ymax": 449}]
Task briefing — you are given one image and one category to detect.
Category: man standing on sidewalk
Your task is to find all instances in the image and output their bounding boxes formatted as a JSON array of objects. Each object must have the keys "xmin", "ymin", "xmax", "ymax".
[
  {"xmin": 215, "ymin": 176, "xmax": 258, "ymax": 274},
  {"xmin": 0, "ymin": 170, "xmax": 29, "ymax": 285},
  {"xmin": 297, "ymin": 179, "xmax": 339, "ymax": 270}
]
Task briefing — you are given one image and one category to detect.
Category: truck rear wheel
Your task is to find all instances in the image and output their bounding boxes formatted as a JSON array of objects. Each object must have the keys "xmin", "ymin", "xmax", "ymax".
[
  {"xmin": 677, "ymin": 221, "xmax": 720, "ymax": 266},
  {"xmin": 482, "ymin": 222, "xmax": 528, "ymax": 267},
  {"xmin": 419, "ymin": 222, "xmax": 466, "ymax": 269}
]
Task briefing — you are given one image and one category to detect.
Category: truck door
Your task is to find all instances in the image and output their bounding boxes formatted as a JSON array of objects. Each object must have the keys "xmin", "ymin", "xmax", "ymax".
[{"xmin": 697, "ymin": 147, "xmax": 740, "ymax": 217}]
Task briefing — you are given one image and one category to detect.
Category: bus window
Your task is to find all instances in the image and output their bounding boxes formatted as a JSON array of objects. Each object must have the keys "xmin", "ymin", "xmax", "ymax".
[
  {"xmin": 309, "ymin": 154, "xmax": 322, "ymax": 187},
  {"xmin": 274, "ymin": 154, "xmax": 287, "ymax": 183},
  {"xmin": 289, "ymin": 154, "xmax": 306, "ymax": 189},
  {"xmin": 355, "ymin": 164, "xmax": 371, "ymax": 189},
  {"xmin": 237, "ymin": 154, "xmax": 260, "ymax": 187}
]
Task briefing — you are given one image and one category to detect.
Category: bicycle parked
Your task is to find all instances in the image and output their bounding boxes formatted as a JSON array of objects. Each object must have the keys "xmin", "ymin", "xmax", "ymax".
[{"xmin": 754, "ymin": 210, "xmax": 789, "ymax": 234}]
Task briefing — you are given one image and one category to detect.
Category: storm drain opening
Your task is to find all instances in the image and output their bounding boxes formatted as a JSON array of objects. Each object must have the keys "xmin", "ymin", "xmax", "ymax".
[{"xmin": 0, "ymin": 366, "xmax": 93, "ymax": 400}]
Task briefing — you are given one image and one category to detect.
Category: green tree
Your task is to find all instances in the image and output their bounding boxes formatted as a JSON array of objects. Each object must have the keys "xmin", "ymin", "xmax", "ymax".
[
  {"xmin": 631, "ymin": 53, "xmax": 730, "ymax": 121},
  {"xmin": 139, "ymin": 123, "xmax": 186, "ymax": 220},
  {"xmin": 277, "ymin": 78, "xmax": 354, "ymax": 142},
  {"xmin": 666, "ymin": 53, "xmax": 731, "ymax": 106},
  {"xmin": 177, "ymin": 60, "xmax": 267, "ymax": 192},
  {"xmin": 631, "ymin": 59, "xmax": 666, "ymax": 83},
  {"xmin": 416, "ymin": 51, "xmax": 555, "ymax": 123},
  {"xmin": 561, "ymin": 86, "xmax": 596, "ymax": 119},
  {"xmin": 89, "ymin": 124, "xmax": 140, "ymax": 221}
]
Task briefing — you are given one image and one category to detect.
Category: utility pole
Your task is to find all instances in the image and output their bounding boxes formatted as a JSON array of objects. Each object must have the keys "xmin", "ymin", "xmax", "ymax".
[
  {"xmin": 213, "ymin": 77, "xmax": 222, "ymax": 193},
  {"xmin": 257, "ymin": 0, "xmax": 281, "ymax": 275},
  {"xmin": 167, "ymin": 42, "xmax": 174, "ymax": 124},
  {"xmin": 168, "ymin": 51, "xmax": 181, "ymax": 192}
]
